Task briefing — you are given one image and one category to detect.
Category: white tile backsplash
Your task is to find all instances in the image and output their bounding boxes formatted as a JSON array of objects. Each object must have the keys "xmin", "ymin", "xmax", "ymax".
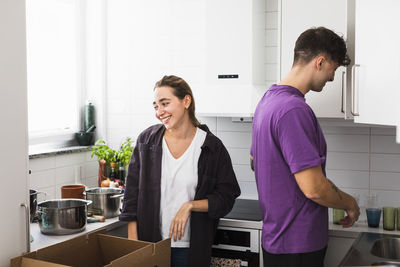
[
  {"xmin": 227, "ymin": 148, "xmax": 251, "ymax": 165},
  {"xmin": 217, "ymin": 132, "xmax": 252, "ymax": 149},
  {"xmin": 29, "ymin": 169, "xmax": 56, "ymax": 189},
  {"xmin": 325, "ymin": 170, "xmax": 369, "ymax": 189},
  {"xmin": 371, "ymin": 154, "xmax": 400, "ymax": 172},
  {"xmin": 371, "ymin": 171, "xmax": 400, "ymax": 191},
  {"xmin": 325, "ymin": 152, "xmax": 370, "ymax": 171},
  {"xmin": 371, "ymin": 135, "xmax": 400, "ymax": 154},
  {"xmin": 29, "ymin": 157, "xmax": 56, "ymax": 172},
  {"xmin": 371, "ymin": 127, "xmax": 396, "ymax": 136},
  {"xmin": 198, "ymin": 117, "xmax": 217, "ymax": 132},
  {"xmin": 55, "ymin": 153, "xmax": 86, "ymax": 168},
  {"xmin": 233, "ymin": 165, "xmax": 255, "ymax": 182},
  {"xmin": 238, "ymin": 181, "xmax": 259, "ymax": 200},
  {"xmin": 325, "ymin": 134, "xmax": 370, "ymax": 153},
  {"xmin": 55, "ymin": 166, "xmax": 78, "ymax": 185},
  {"xmin": 370, "ymin": 190, "xmax": 400, "ymax": 207},
  {"xmin": 83, "ymin": 161, "xmax": 98, "ymax": 178},
  {"xmin": 321, "ymin": 124, "xmax": 371, "ymax": 135},
  {"xmin": 29, "ymin": 151, "xmax": 97, "ymax": 201}
]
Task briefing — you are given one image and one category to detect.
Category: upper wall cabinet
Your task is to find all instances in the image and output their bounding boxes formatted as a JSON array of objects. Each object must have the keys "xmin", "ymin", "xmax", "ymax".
[
  {"xmin": 194, "ymin": 0, "xmax": 266, "ymax": 116},
  {"xmin": 351, "ymin": 0, "xmax": 400, "ymax": 126},
  {"xmin": 280, "ymin": 0, "xmax": 351, "ymax": 118}
]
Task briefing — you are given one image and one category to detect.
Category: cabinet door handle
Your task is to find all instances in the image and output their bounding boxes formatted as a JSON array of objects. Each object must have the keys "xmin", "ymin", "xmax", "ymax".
[
  {"xmin": 351, "ymin": 64, "xmax": 360, "ymax": 116},
  {"xmin": 341, "ymin": 71, "xmax": 346, "ymax": 114},
  {"xmin": 21, "ymin": 203, "xmax": 30, "ymax": 253}
]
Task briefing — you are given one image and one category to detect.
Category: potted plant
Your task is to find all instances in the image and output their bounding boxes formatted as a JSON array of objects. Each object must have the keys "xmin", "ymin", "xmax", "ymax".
[{"xmin": 91, "ymin": 138, "xmax": 134, "ymax": 186}]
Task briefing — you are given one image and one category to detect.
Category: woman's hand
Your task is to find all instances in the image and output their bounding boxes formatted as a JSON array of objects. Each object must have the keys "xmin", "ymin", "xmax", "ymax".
[
  {"xmin": 169, "ymin": 202, "xmax": 193, "ymax": 242},
  {"xmin": 128, "ymin": 221, "xmax": 138, "ymax": 240}
]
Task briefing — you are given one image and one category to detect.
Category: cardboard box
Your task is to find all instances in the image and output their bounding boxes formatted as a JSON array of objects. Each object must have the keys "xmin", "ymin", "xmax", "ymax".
[{"xmin": 11, "ymin": 229, "xmax": 170, "ymax": 267}]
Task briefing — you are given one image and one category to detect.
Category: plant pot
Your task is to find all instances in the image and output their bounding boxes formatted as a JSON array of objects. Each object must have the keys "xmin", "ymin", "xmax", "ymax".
[{"xmin": 61, "ymin": 184, "xmax": 86, "ymax": 199}]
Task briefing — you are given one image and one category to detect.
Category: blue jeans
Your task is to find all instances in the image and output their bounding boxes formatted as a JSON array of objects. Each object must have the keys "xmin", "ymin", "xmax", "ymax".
[{"xmin": 171, "ymin": 247, "xmax": 189, "ymax": 267}]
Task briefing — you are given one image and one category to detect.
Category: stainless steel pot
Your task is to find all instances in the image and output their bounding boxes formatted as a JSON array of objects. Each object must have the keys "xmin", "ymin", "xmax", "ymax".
[
  {"xmin": 85, "ymin": 187, "xmax": 123, "ymax": 218},
  {"xmin": 29, "ymin": 189, "xmax": 38, "ymax": 222},
  {"xmin": 38, "ymin": 199, "xmax": 92, "ymax": 235},
  {"xmin": 30, "ymin": 189, "xmax": 45, "ymax": 222}
]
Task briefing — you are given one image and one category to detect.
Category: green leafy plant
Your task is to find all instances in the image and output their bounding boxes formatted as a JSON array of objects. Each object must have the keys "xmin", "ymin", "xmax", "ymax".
[
  {"xmin": 116, "ymin": 137, "xmax": 134, "ymax": 166},
  {"xmin": 91, "ymin": 140, "xmax": 117, "ymax": 164},
  {"xmin": 91, "ymin": 137, "xmax": 134, "ymax": 166}
]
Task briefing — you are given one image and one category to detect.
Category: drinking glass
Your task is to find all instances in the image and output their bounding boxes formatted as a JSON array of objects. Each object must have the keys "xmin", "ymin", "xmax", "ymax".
[{"xmin": 383, "ymin": 207, "xmax": 395, "ymax": 231}]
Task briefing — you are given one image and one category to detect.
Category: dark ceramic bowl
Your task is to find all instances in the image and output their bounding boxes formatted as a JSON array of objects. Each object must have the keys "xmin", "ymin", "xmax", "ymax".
[{"xmin": 75, "ymin": 132, "xmax": 94, "ymax": 146}]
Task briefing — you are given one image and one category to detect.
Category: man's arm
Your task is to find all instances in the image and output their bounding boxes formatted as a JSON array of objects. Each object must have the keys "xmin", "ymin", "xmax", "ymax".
[
  {"xmin": 250, "ymin": 156, "xmax": 254, "ymax": 171},
  {"xmin": 294, "ymin": 165, "xmax": 360, "ymax": 227}
]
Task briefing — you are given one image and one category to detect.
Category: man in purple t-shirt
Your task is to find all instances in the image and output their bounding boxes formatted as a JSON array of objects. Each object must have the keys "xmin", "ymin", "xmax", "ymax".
[{"xmin": 251, "ymin": 27, "xmax": 360, "ymax": 267}]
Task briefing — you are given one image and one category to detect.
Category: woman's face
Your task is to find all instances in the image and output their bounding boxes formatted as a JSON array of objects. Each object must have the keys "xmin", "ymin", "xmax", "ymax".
[{"xmin": 153, "ymin": 86, "xmax": 190, "ymax": 130}]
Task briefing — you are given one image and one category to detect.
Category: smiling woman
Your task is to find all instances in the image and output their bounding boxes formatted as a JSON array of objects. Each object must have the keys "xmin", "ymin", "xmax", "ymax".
[{"xmin": 119, "ymin": 75, "xmax": 241, "ymax": 267}]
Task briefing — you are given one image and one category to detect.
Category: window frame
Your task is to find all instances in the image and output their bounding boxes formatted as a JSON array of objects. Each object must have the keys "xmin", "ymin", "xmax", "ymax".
[{"xmin": 26, "ymin": 0, "xmax": 87, "ymax": 147}]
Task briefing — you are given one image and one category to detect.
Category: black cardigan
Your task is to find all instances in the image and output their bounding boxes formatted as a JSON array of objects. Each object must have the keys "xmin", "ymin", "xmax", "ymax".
[{"xmin": 119, "ymin": 124, "xmax": 241, "ymax": 266}]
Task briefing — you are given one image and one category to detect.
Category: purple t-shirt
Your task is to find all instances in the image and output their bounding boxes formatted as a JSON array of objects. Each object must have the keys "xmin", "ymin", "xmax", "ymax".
[{"xmin": 251, "ymin": 84, "xmax": 328, "ymax": 254}]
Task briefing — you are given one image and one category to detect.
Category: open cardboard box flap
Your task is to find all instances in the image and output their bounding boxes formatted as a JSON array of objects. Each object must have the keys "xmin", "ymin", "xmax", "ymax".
[{"xmin": 11, "ymin": 229, "xmax": 171, "ymax": 267}]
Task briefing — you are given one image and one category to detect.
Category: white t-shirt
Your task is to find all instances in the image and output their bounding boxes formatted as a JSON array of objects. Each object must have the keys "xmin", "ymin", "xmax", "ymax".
[{"xmin": 160, "ymin": 127, "xmax": 207, "ymax": 247}]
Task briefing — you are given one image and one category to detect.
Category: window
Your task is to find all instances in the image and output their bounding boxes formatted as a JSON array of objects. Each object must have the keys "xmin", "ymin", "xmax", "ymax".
[{"xmin": 26, "ymin": 0, "xmax": 83, "ymax": 143}]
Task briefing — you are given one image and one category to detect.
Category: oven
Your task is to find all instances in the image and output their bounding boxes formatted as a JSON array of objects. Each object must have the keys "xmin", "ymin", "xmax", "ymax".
[
  {"xmin": 212, "ymin": 226, "xmax": 261, "ymax": 267},
  {"xmin": 211, "ymin": 199, "xmax": 263, "ymax": 267}
]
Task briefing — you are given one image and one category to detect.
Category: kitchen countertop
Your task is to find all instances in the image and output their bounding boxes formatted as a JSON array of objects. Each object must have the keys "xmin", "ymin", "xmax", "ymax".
[{"xmin": 30, "ymin": 217, "xmax": 126, "ymax": 251}]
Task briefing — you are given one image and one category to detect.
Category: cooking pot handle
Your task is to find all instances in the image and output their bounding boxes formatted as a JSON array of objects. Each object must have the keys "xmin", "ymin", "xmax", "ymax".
[
  {"xmin": 110, "ymin": 194, "xmax": 124, "ymax": 199},
  {"xmin": 85, "ymin": 200, "xmax": 93, "ymax": 206}
]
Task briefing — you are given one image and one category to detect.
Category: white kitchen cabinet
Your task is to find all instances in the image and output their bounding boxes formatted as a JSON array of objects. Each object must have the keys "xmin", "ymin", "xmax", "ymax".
[
  {"xmin": 0, "ymin": 0, "xmax": 30, "ymax": 265},
  {"xmin": 351, "ymin": 0, "xmax": 400, "ymax": 126},
  {"xmin": 280, "ymin": 0, "xmax": 351, "ymax": 118},
  {"xmin": 194, "ymin": 0, "xmax": 266, "ymax": 116}
]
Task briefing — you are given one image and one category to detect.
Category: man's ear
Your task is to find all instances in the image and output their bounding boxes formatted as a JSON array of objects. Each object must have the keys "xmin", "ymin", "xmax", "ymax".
[{"xmin": 315, "ymin": 56, "xmax": 325, "ymax": 71}]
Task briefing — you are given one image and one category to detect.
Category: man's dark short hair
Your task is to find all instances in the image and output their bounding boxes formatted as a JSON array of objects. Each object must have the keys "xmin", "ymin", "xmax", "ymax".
[{"xmin": 293, "ymin": 27, "xmax": 351, "ymax": 66}]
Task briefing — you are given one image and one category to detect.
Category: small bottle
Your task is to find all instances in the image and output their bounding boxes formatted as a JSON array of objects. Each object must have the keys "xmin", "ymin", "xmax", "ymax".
[
  {"xmin": 118, "ymin": 161, "xmax": 125, "ymax": 186},
  {"xmin": 109, "ymin": 162, "xmax": 116, "ymax": 182}
]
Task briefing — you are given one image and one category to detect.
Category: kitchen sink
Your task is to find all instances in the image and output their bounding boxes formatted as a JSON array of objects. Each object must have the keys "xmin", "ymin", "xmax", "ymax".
[
  {"xmin": 340, "ymin": 232, "xmax": 400, "ymax": 266},
  {"xmin": 371, "ymin": 238, "xmax": 400, "ymax": 260}
]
